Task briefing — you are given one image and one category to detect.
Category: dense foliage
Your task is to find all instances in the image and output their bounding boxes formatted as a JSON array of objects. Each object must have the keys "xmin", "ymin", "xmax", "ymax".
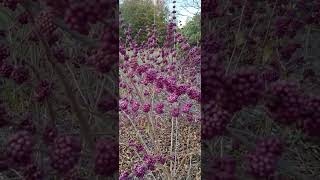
[
  {"xmin": 181, "ymin": 13, "xmax": 200, "ymax": 46},
  {"xmin": 120, "ymin": 0, "xmax": 168, "ymax": 44}
]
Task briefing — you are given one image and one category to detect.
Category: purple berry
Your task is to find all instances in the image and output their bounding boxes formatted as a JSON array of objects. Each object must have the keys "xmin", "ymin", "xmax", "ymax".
[
  {"xmin": 97, "ymin": 97, "xmax": 117, "ymax": 112},
  {"xmin": 95, "ymin": 138, "xmax": 118, "ymax": 176},
  {"xmin": 43, "ymin": 126, "xmax": 58, "ymax": 144},
  {"xmin": 266, "ymin": 81, "xmax": 307, "ymax": 125},
  {"xmin": 18, "ymin": 113, "xmax": 36, "ymax": 134},
  {"xmin": 222, "ymin": 67, "xmax": 264, "ymax": 113},
  {"xmin": 206, "ymin": 156, "xmax": 236, "ymax": 180},
  {"xmin": 2, "ymin": 0, "xmax": 20, "ymax": 10},
  {"xmin": 23, "ymin": 164, "xmax": 43, "ymax": 180},
  {"xmin": 50, "ymin": 135, "xmax": 81, "ymax": 174},
  {"xmin": 202, "ymin": 100, "xmax": 231, "ymax": 139},
  {"xmin": 6, "ymin": 131, "xmax": 34, "ymax": 166},
  {"xmin": 143, "ymin": 103, "xmax": 151, "ymax": 113},
  {"xmin": 0, "ymin": 62, "xmax": 13, "ymax": 78},
  {"xmin": 246, "ymin": 137, "xmax": 284, "ymax": 179},
  {"xmin": 155, "ymin": 103, "xmax": 164, "ymax": 114},
  {"xmin": 299, "ymin": 96, "xmax": 320, "ymax": 137},
  {"xmin": 35, "ymin": 10, "xmax": 57, "ymax": 36},
  {"xmin": 0, "ymin": 45, "xmax": 10, "ymax": 61},
  {"xmin": 11, "ymin": 66, "xmax": 29, "ymax": 84},
  {"xmin": 34, "ymin": 80, "xmax": 53, "ymax": 102}
]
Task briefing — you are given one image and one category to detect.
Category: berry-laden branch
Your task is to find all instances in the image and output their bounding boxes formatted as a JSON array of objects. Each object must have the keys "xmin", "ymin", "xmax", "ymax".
[
  {"xmin": 24, "ymin": 61, "xmax": 56, "ymax": 125},
  {"xmin": 21, "ymin": 5, "xmax": 94, "ymax": 151}
]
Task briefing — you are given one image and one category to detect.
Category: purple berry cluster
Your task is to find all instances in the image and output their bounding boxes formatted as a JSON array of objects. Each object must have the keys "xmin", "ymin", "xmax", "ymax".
[
  {"xmin": 49, "ymin": 135, "xmax": 82, "ymax": 174},
  {"xmin": 42, "ymin": 126, "xmax": 58, "ymax": 145},
  {"xmin": 299, "ymin": 96, "xmax": 320, "ymax": 137},
  {"xmin": 33, "ymin": 80, "xmax": 53, "ymax": 102},
  {"xmin": 64, "ymin": 0, "xmax": 116, "ymax": 35},
  {"xmin": 87, "ymin": 26, "xmax": 118, "ymax": 73},
  {"xmin": 206, "ymin": 156, "xmax": 236, "ymax": 180},
  {"xmin": 202, "ymin": 100, "xmax": 231, "ymax": 139},
  {"xmin": 18, "ymin": 113, "xmax": 36, "ymax": 134},
  {"xmin": 1, "ymin": 0, "xmax": 21, "ymax": 11},
  {"xmin": 0, "ymin": 45, "xmax": 10, "ymax": 62},
  {"xmin": 23, "ymin": 164, "xmax": 43, "ymax": 180},
  {"xmin": 6, "ymin": 131, "xmax": 34, "ymax": 166},
  {"xmin": 246, "ymin": 137, "xmax": 284, "ymax": 178},
  {"xmin": 266, "ymin": 81, "xmax": 307, "ymax": 125},
  {"xmin": 223, "ymin": 67, "xmax": 265, "ymax": 113},
  {"xmin": 35, "ymin": 10, "xmax": 58, "ymax": 36},
  {"xmin": 10, "ymin": 66, "xmax": 30, "ymax": 84},
  {"xmin": 132, "ymin": 154, "xmax": 167, "ymax": 179},
  {"xmin": 94, "ymin": 138, "xmax": 118, "ymax": 176},
  {"xmin": 201, "ymin": 55, "xmax": 226, "ymax": 103}
]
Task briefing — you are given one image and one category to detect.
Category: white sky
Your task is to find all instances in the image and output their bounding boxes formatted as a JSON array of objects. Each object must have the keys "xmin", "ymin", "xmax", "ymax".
[
  {"xmin": 166, "ymin": 0, "xmax": 200, "ymax": 27},
  {"xmin": 119, "ymin": 0, "xmax": 200, "ymax": 28}
]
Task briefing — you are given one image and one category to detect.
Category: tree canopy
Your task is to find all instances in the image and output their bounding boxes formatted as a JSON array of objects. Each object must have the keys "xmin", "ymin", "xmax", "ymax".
[
  {"xmin": 180, "ymin": 13, "xmax": 200, "ymax": 46},
  {"xmin": 120, "ymin": 0, "xmax": 168, "ymax": 44}
]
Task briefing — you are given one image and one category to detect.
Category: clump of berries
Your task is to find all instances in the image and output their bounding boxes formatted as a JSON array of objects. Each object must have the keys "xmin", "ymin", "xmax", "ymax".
[
  {"xmin": 49, "ymin": 135, "xmax": 81, "ymax": 174},
  {"xmin": 18, "ymin": 113, "xmax": 36, "ymax": 134},
  {"xmin": 266, "ymin": 81, "xmax": 307, "ymax": 125},
  {"xmin": 202, "ymin": 100, "xmax": 231, "ymax": 139},
  {"xmin": 201, "ymin": 55, "xmax": 226, "ymax": 102},
  {"xmin": 0, "ymin": 62, "xmax": 13, "ymax": 78},
  {"xmin": 23, "ymin": 164, "xmax": 43, "ymax": 180},
  {"xmin": 246, "ymin": 137, "xmax": 284, "ymax": 179},
  {"xmin": 261, "ymin": 67, "xmax": 280, "ymax": 83},
  {"xmin": 0, "ymin": 45, "xmax": 10, "ymax": 61},
  {"xmin": 1, "ymin": 0, "xmax": 21, "ymax": 11},
  {"xmin": 42, "ymin": 125, "xmax": 58, "ymax": 144},
  {"xmin": 18, "ymin": 12, "xmax": 30, "ymax": 25},
  {"xmin": 6, "ymin": 131, "xmax": 34, "ymax": 166},
  {"xmin": 223, "ymin": 67, "xmax": 264, "ymax": 113},
  {"xmin": 53, "ymin": 47, "xmax": 68, "ymax": 63},
  {"xmin": 87, "ymin": 26, "xmax": 118, "ymax": 74},
  {"xmin": 205, "ymin": 156, "xmax": 236, "ymax": 180},
  {"xmin": 64, "ymin": 0, "xmax": 115, "ymax": 35},
  {"xmin": 11, "ymin": 66, "xmax": 29, "ymax": 84},
  {"xmin": 95, "ymin": 138, "xmax": 119, "ymax": 176},
  {"xmin": 299, "ymin": 96, "xmax": 320, "ymax": 137},
  {"xmin": 35, "ymin": 10, "xmax": 57, "ymax": 36},
  {"xmin": 97, "ymin": 97, "xmax": 117, "ymax": 112},
  {"xmin": 42, "ymin": 0, "xmax": 70, "ymax": 16},
  {"xmin": 34, "ymin": 80, "xmax": 53, "ymax": 102}
]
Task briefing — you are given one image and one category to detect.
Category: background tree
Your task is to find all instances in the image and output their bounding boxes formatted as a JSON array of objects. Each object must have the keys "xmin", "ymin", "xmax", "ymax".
[
  {"xmin": 120, "ymin": 0, "xmax": 168, "ymax": 44},
  {"xmin": 180, "ymin": 13, "xmax": 200, "ymax": 46}
]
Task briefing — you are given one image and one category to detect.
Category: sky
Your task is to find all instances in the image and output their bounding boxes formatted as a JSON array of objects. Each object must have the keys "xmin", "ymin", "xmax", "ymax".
[
  {"xmin": 166, "ymin": 0, "xmax": 200, "ymax": 27},
  {"xmin": 119, "ymin": 0, "xmax": 200, "ymax": 28}
]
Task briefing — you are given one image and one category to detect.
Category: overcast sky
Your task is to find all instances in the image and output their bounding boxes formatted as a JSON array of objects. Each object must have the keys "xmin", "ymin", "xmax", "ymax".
[
  {"xmin": 119, "ymin": 0, "xmax": 200, "ymax": 28},
  {"xmin": 166, "ymin": 0, "xmax": 200, "ymax": 27}
]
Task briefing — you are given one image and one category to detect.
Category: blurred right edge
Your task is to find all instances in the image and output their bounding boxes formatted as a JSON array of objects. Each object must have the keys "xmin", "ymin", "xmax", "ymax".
[{"xmin": 201, "ymin": 0, "xmax": 320, "ymax": 180}]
